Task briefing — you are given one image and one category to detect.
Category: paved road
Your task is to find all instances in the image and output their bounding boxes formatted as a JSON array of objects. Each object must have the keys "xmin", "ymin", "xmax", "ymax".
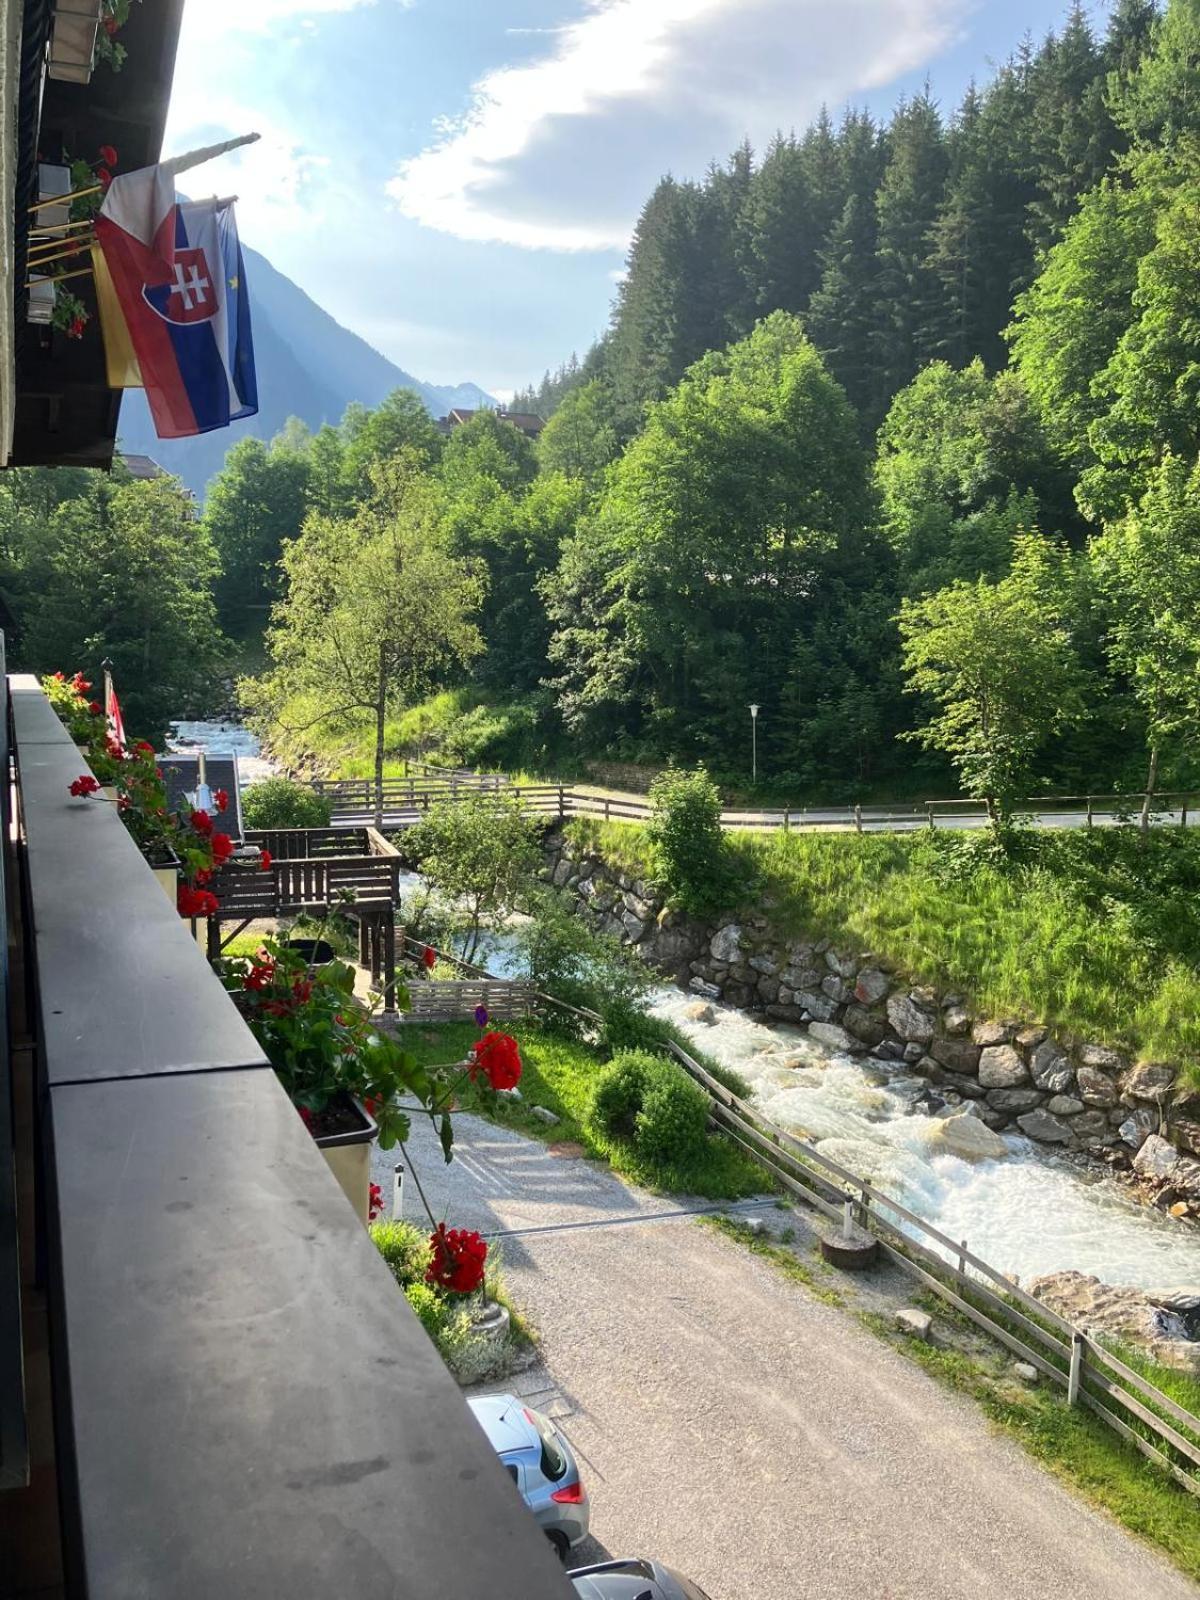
[{"xmin": 374, "ymin": 1116, "xmax": 1198, "ymax": 1600}]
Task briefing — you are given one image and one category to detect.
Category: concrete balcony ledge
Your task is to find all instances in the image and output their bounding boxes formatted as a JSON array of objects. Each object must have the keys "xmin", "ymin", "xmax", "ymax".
[{"xmin": 9, "ymin": 674, "xmax": 571, "ymax": 1599}]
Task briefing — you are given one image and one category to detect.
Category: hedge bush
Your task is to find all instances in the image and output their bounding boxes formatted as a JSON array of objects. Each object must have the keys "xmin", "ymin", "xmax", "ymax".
[
  {"xmin": 242, "ymin": 777, "xmax": 333, "ymax": 830},
  {"xmin": 590, "ymin": 1049, "xmax": 711, "ymax": 1166}
]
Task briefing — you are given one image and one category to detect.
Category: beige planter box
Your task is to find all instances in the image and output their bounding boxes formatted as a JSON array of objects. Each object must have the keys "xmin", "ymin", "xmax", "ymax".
[
  {"xmin": 314, "ymin": 1097, "xmax": 379, "ymax": 1224},
  {"xmin": 48, "ymin": 1, "xmax": 102, "ymax": 82}
]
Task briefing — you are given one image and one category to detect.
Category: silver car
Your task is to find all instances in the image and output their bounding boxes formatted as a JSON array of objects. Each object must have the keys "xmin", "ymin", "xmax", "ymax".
[
  {"xmin": 468, "ymin": 1393, "xmax": 590, "ymax": 1560},
  {"xmin": 569, "ymin": 1559, "xmax": 714, "ymax": 1599}
]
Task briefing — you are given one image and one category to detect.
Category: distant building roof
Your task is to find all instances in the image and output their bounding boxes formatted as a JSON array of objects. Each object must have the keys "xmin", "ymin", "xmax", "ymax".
[
  {"xmin": 445, "ymin": 408, "xmax": 545, "ymax": 439},
  {"xmin": 118, "ymin": 453, "xmax": 168, "ymax": 481}
]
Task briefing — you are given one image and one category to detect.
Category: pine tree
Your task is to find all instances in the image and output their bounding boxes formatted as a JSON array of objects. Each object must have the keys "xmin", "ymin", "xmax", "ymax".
[
  {"xmin": 735, "ymin": 135, "xmax": 819, "ymax": 317},
  {"xmin": 870, "ymin": 91, "xmax": 950, "ymax": 409},
  {"xmin": 1027, "ymin": 4, "xmax": 1117, "ymax": 254},
  {"xmin": 804, "ymin": 191, "xmax": 880, "ymax": 427}
]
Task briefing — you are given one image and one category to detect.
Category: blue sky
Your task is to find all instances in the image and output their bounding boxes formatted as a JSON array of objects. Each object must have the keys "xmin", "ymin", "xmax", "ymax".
[{"xmin": 166, "ymin": 0, "xmax": 1112, "ymax": 398}]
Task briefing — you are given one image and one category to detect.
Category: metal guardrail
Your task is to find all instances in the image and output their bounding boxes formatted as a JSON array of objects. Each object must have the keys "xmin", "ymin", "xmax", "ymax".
[{"xmin": 666, "ymin": 1040, "xmax": 1200, "ymax": 1496}]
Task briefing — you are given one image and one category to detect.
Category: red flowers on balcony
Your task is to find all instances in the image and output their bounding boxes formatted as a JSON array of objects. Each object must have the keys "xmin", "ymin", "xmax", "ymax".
[
  {"xmin": 69, "ymin": 774, "xmax": 101, "ymax": 797},
  {"xmin": 177, "ymin": 884, "xmax": 219, "ymax": 919}
]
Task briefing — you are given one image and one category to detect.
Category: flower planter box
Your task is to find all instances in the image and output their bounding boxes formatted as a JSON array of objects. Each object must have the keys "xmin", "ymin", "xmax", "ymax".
[
  {"xmin": 312, "ymin": 1095, "xmax": 379, "ymax": 1224},
  {"xmin": 143, "ymin": 847, "xmax": 180, "ymax": 907},
  {"xmin": 48, "ymin": 0, "xmax": 102, "ymax": 82},
  {"xmin": 287, "ymin": 937, "xmax": 336, "ymax": 967}
]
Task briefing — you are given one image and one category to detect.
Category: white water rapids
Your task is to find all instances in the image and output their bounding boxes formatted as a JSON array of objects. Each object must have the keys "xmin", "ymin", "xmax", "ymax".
[
  {"xmin": 176, "ymin": 718, "xmax": 1200, "ymax": 1293},
  {"xmin": 651, "ymin": 988, "xmax": 1200, "ymax": 1293}
]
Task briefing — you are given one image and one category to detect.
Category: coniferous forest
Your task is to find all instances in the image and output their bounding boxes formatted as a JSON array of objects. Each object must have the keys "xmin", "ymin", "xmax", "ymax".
[{"xmin": 10, "ymin": 0, "xmax": 1200, "ymax": 813}]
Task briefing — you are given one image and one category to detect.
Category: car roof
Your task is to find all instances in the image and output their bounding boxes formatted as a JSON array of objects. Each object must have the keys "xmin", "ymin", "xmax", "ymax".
[
  {"xmin": 569, "ymin": 1559, "xmax": 666, "ymax": 1599},
  {"xmin": 466, "ymin": 1394, "xmax": 538, "ymax": 1457}
]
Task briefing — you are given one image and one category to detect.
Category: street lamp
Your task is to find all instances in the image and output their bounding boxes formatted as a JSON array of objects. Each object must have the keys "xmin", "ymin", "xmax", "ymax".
[{"xmin": 749, "ymin": 703, "xmax": 760, "ymax": 785}]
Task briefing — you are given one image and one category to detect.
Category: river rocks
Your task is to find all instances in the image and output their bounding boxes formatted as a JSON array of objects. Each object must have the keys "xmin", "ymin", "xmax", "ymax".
[
  {"xmin": 756, "ymin": 975, "xmax": 780, "ymax": 1004},
  {"xmin": 795, "ymin": 990, "xmax": 839, "ymax": 1023},
  {"xmin": 780, "ymin": 964, "xmax": 821, "ymax": 992},
  {"xmin": 621, "ymin": 911, "xmax": 647, "ymax": 942},
  {"xmin": 1014, "ymin": 1024, "xmax": 1047, "ymax": 1050},
  {"xmin": 551, "ymin": 858, "xmax": 573, "ymax": 887},
  {"xmin": 1078, "ymin": 1043, "xmax": 1129, "ymax": 1074},
  {"xmin": 1031, "ymin": 1271, "xmax": 1200, "ymax": 1369},
  {"xmin": 1046, "ymin": 1095, "xmax": 1084, "ymax": 1116},
  {"xmin": 825, "ymin": 948, "xmax": 858, "ymax": 981},
  {"xmin": 934, "ymin": 1112, "xmax": 1009, "ymax": 1161},
  {"xmin": 683, "ymin": 1000, "xmax": 716, "ymax": 1024},
  {"xmin": 709, "ymin": 924, "xmax": 742, "ymax": 964},
  {"xmin": 821, "ymin": 974, "xmax": 853, "ymax": 1004},
  {"xmin": 1134, "ymin": 1134, "xmax": 1188, "ymax": 1182},
  {"xmin": 986, "ymin": 1087, "xmax": 1043, "ymax": 1114},
  {"xmin": 688, "ymin": 977, "xmax": 721, "ymax": 1000},
  {"xmin": 807, "ymin": 1022, "xmax": 868, "ymax": 1056},
  {"xmin": 1076, "ymin": 1066, "xmax": 1118, "ymax": 1107},
  {"xmin": 1017, "ymin": 1109, "xmax": 1074, "ymax": 1144},
  {"xmin": 972, "ymin": 1019, "xmax": 1015, "ymax": 1047},
  {"xmin": 842, "ymin": 1005, "xmax": 889, "ymax": 1048},
  {"xmin": 748, "ymin": 954, "xmax": 779, "ymax": 977},
  {"xmin": 887, "ymin": 992, "xmax": 936, "ymax": 1045},
  {"xmin": 1118, "ymin": 1111, "xmax": 1156, "ymax": 1150},
  {"xmin": 978, "ymin": 1045, "xmax": 1027, "ymax": 1088},
  {"xmin": 1071, "ymin": 1110, "xmax": 1114, "ymax": 1147},
  {"xmin": 930, "ymin": 1036, "xmax": 981, "ymax": 1074},
  {"xmin": 1121, "ymin": 1061, "xmax": 1176, "ymax": 1104},
  {"xmin": 1030, "ymin": 1041, "xmax": 1074, "ymax": 1095},
  {"xmin": 853, "ymin": 968, "xmax": 889, "ymax": 1006},
  {"xmin": 942, "ymin": 1004, "xmax": 972, "ymax": 1036}
]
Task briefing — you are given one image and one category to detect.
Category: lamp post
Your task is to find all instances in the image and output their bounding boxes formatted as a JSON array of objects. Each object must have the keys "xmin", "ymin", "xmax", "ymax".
[{"xmin": 749, "ymin": 703, "xmax": 760, "ymax": 786}]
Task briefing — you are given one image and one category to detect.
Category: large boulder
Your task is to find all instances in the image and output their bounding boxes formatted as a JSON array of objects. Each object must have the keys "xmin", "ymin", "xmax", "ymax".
[
  {"xmin": 780, "ymin": 964, "xmax": 822, "ymax": 992},
  {"xmin": 825, "ymin": 948, "xmax": 858, "ymax": 980},
  {"xmin": 854, "ymin": 967, "xmax": 890, "ymax": 1006},
  {"xmin": 1030, "ymin": 1271, "xmax": 1200, "ymax": 1368},
  {"xmin": 709, "ymin": 924, "xmax": 742, "ymax": 964},
  {"xmin": 621, "ymin": 910, "xmax": 647, "ymax": 942},
  {"xmin": 1133, "ymin": 1133, "xmax": 1183, "ymax": 1182},
  {"xmin": 1018, "ymin": 1109, "xmax": 1074, "ymax": 1144},
  {"xmin": 821, "ymin": 973, "xmax": 852, "ymax": 1005},
  {"xmin": 1030, "ymin": 1041, "xmax": 1074, "ymax": 1095},
  {"xmin": 1071, "ymin": 1110, "xmax": 1114, "ymax": 1148},
  {"xmin": 978, "ymin": 1044, "xmax": 1028, "ymax": 1088},
  {"xmin": 842, "ymin": 1005, "xmax": 889, "ymax": 1049},
  {"xmin": 1046, "ymin": 1094, "xmax": 1084, "ymax": 1116},
  {"xmin": 934, "ymin": 1112, "xmax": 1010, "ymax": 1161},
  {"xmin": 887, "ymin": 992, "xmax": 936, "ymax": 1045},
  {"xmin": 1121, "ymin": 1061, "xmax": 1176, "ymax": 1104},
  {"xmin": 941, "ymin": 1005, "xmax": 972, "ymax": 1037},
  {"xmin": 1076, "ymin": 1066, "xmax": 1118, "ymax": 1107},
  {"xmin": 794, "ymin": 990, "xmax": 839, "ymax": 1023},
  {"xmin": 930, "ymin": 1036, "xmax": 981, "ymax": 1074},
  {"xmin": 807, "ymin": 1021, "xmax": 868, "ymax": 1056},
  {"xmin": 972, "ymin": 1019, "xmax": 1015, "ymax": 1047},
  {"xmin": 986, "ymin": 1087, "xmax": 1042, "ymax": 1114}
]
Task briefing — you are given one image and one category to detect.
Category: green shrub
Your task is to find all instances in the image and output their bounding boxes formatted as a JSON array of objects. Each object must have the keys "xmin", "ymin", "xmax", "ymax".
[
  {"xmin": 517, "ymin": 887, "xmax": 650, "ymax": 1036},
  {"xmin": 634, "ymin": 1069, "xmax": 710, "ymax": 1165},
  {"xmin": 403, "ymin": 1282, "xmax": 474, "ymax": 1365},
  {"xmin": 590, "ymin": 1050, "xmax": 659, "ymax": 1141},
  {"xmin": 242, "ymin": 777, "xmax": 333, "ymax": 830},
  {"xmin": 646, "ymin": 765, "xmax": 741, "ymax": 917},
  {"xmin": 371, "ymin": 1219, "xmax": 431, "ymax": 1287}
]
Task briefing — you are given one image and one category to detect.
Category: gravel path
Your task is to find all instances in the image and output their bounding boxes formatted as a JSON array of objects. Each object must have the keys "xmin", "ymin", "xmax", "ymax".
[{"xmin": 374, "ymin": 1116, "xmax": 1199, "ymax": 1600}]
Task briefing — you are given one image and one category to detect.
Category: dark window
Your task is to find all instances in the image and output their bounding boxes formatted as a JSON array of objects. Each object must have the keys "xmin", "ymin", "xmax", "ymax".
[{"xmin": 525, "ymin": 1407, "xmax": 567, "ymax": 1482}]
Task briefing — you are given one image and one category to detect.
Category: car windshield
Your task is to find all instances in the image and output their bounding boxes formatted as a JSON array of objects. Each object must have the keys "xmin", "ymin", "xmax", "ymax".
[{"xmin": 525, "ymin": 1406, "xmax": 568, "ymax": 1481}]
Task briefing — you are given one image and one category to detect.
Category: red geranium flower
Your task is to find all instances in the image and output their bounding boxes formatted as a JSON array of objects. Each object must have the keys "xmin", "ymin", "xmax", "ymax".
[
  {"xmin": 297, "ymin": 1105, "xmax": 314, "ymax": 1130},
  {"xmin": 243, "ymin": 960, "xmax": 276, "ymax": 992},
  {"xmin": 67, "ymin": 316, "xmax": 86, "ymax": 339},
  {"xmin": 53, "ymin": 671, "xmax": 65, "ymax": 682},
  {"xmin": 260, "ymin": 849, "xmax": 272, "ymax": 871},
  {"xmin": 292, "ymin": 977, "xmax": 313, "ymax": 1004},
  {"xmin": 421, "ymin": 944, "xmax": 436, "ymax": 970},
  {"xmin": 71, "ymin": 672, "xmax": 90, "ymax": 692},
  {"xmin": 68, "ymin": 774, "xmax": 100, "ymax": 797},
  {"xmin": 99, "ymin": 143, "xmax": 118, "ymax": 167},
  {"xmin": 88, "ymin": 700, "xmax": 102, "ymax": 715},
  {"xmin": 364, "ymin": 1094, "xmax": 381, "ymax": 1118},
  {"xmin": 368, "ymin": 1182, "xmax": 385, "ymax": 1222},
  {"xmin": 211, "ymin": 831, "xmax": 234, "ymax": 864},
  {"xmin": 426, "ymin": 1223, "xmax": 488, "ymax": 1295},
  {"xmin": 177, "ymin": 884, "xmax": 219, "ymax": 918},
  {"xmin": 136, "ymin": 741, "xmax": 153, "ymax": 753},
  {"xmin": 470, "ymin": 1032, "xmax": 522, "ymax": 1092},
  {"xmin": 213, "ymin": 788, "xmax": 229, "ymax": 812},
  {"xmin": 190, "ymin": 809, "xmax": 213, "ymax": 836},
  {"xmin": 96, "ymin": 167, "xmax": 112, "ymax": 190},
  {"xmin": 195, "ymin": 868, "xmax": 212, "ymax": 886}
]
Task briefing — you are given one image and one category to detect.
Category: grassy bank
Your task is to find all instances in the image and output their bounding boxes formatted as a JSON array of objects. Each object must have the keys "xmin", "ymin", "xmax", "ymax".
[
  {"xmin": 566, "ymin": 817, "xmax": 1200, "ymax": 1077},
  {"xmin": 395, "ymin": 1018, "xmax": 766, "ymax": 1200}
]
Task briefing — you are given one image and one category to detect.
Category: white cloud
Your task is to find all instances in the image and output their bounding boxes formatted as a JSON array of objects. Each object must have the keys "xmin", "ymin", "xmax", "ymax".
[{"xmin": 389, "ymin": 0, "xmax": 968, "ymax": 251}]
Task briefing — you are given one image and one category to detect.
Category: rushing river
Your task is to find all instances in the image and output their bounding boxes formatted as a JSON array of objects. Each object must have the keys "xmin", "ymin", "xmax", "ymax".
[
  {"xmin": 652, "ymin": 988, "xmax": 1200, "ymax": 1293},
  {"xmin": 170, "ymin": 717, "xmax": 1200, "ymax": 1293}
]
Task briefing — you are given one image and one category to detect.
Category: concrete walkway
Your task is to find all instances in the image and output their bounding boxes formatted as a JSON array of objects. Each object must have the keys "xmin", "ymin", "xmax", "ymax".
[{"xmin": 373, "ymin": 1116, "xmax": 1199, "ymax": 1600}]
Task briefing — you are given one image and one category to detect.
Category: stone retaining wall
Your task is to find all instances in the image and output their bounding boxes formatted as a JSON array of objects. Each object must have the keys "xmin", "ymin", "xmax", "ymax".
[{"xmin": 544, "ymin": 830, "xmax": 1200, "ymax": 1213}]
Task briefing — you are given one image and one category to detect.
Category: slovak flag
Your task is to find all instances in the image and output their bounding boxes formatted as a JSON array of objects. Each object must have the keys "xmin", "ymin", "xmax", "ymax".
[{"xmin": 94, "ymin": 161, "xmax": 257, "ymax": 439}]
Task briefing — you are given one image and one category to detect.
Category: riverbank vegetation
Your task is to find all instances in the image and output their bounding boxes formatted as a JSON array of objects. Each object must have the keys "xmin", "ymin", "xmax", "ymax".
[
  {"xmin": 393, "ymin": 1019, "xmax": 764, "ymax": 1200},
  {"xmin": 566, "ymin": 815, "xmax": 1200, "ymax": 1073}
]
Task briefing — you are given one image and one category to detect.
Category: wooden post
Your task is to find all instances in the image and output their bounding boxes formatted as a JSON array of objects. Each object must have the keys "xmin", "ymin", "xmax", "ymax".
[
  {"xmin": 558, "ymin": 785, "xmax": 565, "ymax": 822},
  {"xmin": 604, "ymin": 797, "xmax": 611, "ymax": 821},
  {"xmin": 1182, "ymin": 796, "xmax": 1189, "ymax": 829},
  {"xmin": 783, "ymin": 808, "xmax": 790, "ymax": 833},
  {"xmin": 854, "ymin": 804, "xmax": 863, "ymax": 834},
  {"xmin": 1086, "ymin": 796, "xmax": 1093, "ymax": 829},
  {"xmin": 927, "ymin": 804, "xmax": 935, "ymax": 831},
  {"xmin": 1068, "ymin": 1332, "xmax": 1084, "ymax": 1406},
  {"xmin": 956, "ymin": 1239, "xmax": 967, "ymax": 1281}
]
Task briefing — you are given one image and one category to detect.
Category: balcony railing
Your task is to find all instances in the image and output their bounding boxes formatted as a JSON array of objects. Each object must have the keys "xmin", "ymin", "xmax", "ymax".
[{"xmin": 3, "ymin": 671, "xmax": 572, "ymax": 1598}]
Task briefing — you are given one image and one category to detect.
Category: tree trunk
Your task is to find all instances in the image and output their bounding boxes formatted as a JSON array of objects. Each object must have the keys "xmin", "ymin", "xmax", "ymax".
[
  {"xmin": 984, "ymin": 792, "xmax": 999, "ymax": 827},
  {"xmin": 1140, "ymin": 745, "xmax": 1159, "ymax": 837}
]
